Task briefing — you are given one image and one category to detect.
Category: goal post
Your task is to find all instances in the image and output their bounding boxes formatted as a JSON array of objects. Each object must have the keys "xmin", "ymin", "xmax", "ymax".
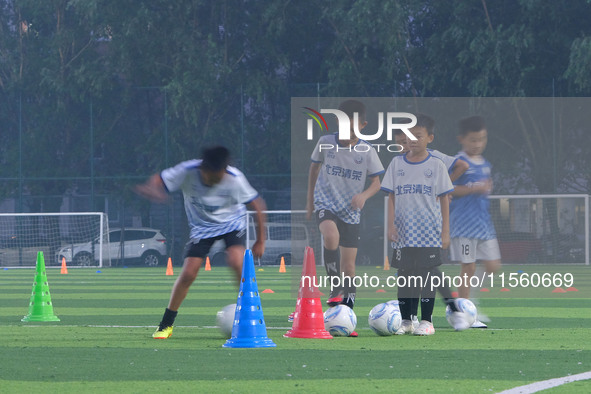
[
  {"xmin": 382, "ymin": 194, "xmax": 590, "ymax": 266},
  {"xmin": 0, "ymin": 212, "xmax": 110, "ymax": 268}
]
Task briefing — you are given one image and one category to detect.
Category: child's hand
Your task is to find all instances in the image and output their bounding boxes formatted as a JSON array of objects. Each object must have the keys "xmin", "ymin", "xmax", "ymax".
[
  {"xmin": 351, "ymin": 194, "xmax": 367, "ymax": 211},
  {"xmin": 388, "ymin": 225, "xmax": 399, "ymax": 242},
  {"xmin": 470, "ymin": 179, "xmax": 492, "ymax": 195}
]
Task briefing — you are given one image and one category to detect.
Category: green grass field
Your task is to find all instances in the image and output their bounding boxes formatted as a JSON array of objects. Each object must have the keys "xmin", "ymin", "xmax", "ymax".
[{"xmin": 1, "ymin": 264, "xmax": 590, "ymax": 393}]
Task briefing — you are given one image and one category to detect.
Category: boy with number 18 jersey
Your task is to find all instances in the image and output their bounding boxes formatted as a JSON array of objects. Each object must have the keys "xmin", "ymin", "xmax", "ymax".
[{"xmin": 449, "ymin": 116, "xmax": 501, "ymax": 329}]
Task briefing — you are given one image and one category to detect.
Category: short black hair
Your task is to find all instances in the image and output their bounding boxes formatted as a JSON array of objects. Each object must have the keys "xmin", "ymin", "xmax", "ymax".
[
  {"xmin": 413, "ymin": 113, "xmax": 435, "ymax": 135},
  {"xmin": 201, "ymin": 146, "xmax": 230, "ymax": 171},
  {"xmin": 459, "ymin": 116, "xmax": 486, "ymax": 136},
  {"xmin": 339, "ymin": 100, "xmax": 366, "ymax": 122}
]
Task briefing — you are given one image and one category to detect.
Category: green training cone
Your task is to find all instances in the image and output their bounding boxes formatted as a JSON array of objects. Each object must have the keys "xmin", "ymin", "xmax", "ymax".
[{"xmin": 22, "ymin": 251, "xmax": 60, "ymax": 322}]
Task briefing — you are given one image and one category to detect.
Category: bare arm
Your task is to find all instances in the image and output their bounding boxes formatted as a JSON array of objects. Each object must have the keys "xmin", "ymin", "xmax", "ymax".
[
  {"xmin": 449, "ymin": 159, "xmax": 469, "ymax": 183},
  {"xmin": 134, "ymin": 173, "xmax": 169, "ymax": 203},
  {"xmin": 247, "ymin": 196, "xmax": 267, "ymax": 259},
  {"xmin": 351, "ymin": 174, "xmax": 381, "ymax": 210},
  {"xmin": 451, "ymin": 179, "xmax": 492, "ymax": 197},
  {"xmin": 306, "ymin": 162, "xmax": 322, "ymax": 219},
  {"xmin": 440, "ymin": 193, "xmax": 450, "ymax": 249},
  {"xmin": 387, "ymin": 193, "xmax": 398, "ymax": 242}
]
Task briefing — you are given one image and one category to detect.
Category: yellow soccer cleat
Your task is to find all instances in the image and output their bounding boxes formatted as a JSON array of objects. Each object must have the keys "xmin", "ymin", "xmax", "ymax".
[{"xmin": 153, "ymin": 325, "xmax": 173, "ymax": 339}]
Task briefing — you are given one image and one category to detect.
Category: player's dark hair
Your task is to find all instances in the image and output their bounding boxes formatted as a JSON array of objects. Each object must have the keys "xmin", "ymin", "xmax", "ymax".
[
  {"xmin": 339, "ymin": 100, "xmax": 366, "ymax": 122},
  {"xmin": 201, "ymin": 146, "xmax": 230, "ymax": 171},
  {"xmin": 459, "ymin": 116, "xmax": 486, "ymax": 136},
  {"xmin": 414, "ymin": 113, "xmax": 435, "ymax": 135}
]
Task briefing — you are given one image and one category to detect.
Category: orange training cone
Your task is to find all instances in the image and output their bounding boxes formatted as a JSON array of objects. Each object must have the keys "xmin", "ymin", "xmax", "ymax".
[
  {"xmin": 60, "ymin": 257, "xmax": 68, "ymax": 275},
  {"xmin": 284, "ymin": 247, "xmax": 332, "ymax": 339},
  {"xmin": 279, "ymin": 256, "xmax": 286, "ymax": 273},
  {"xmin": 204, "ymin": 257, "xmax": 212, "ymax": 271},
  {"xmin": 165, "ymin": 257, "xmax": 174, "ymax": 276},
  {"xmin": 383, "ymin": 256, "xmax": 390, "ymax": 271}
]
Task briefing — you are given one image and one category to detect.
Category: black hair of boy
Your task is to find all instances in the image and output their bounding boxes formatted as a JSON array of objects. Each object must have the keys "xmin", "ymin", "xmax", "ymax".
[
  {"xmin": 414, "ymin": 113, "xmax": 435, "ymax": 135},
  {"xmin": 339, "ymin": 100, "xmax": 366, "ymax": 123},
  {"xmin": 201, "ymin": 146, "xmax": 230, "ymax": 171},
  {"xmin": 458, "ymin": 116, "xmax": 486, "ymax": 136}
]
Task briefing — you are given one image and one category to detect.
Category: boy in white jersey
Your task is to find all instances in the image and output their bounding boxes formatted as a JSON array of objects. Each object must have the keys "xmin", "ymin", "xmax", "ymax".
[
  {"xmin": 449, "ymin": 116, "xmax": 501, "ymax": 328},
  {"xmin": 135, "ymin": 146, "xmax": 267, "ymax": 339},
  {"xmin": 306, "ymin": 100, "xmax": 384, "ymax": 329},
  {"xmin": 382, "ymin": 114, "xmax": 469, "ymax": 335}
]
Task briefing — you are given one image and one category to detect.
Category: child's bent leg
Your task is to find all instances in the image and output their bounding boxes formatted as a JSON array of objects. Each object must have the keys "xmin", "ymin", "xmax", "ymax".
[
  {"xmin": 340, "ymin": 246, "xmax": 358, "ymax": 308},
  {"xmin": 319, "ymin": 220, "xmax": 340, "ymax": 277},
  {"xmin": 226, "ymin": 245, "xmax": 246, "ymax": 283}
]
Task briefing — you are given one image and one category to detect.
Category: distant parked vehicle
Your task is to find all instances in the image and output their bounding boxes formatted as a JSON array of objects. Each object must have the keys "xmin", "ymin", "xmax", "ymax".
[
  {"xmin": 208, "ymin": 222, "xmax": 309, "ymax": 266},
  {"xmin": 497, "ymin": 232, "xmax": 543, "ymax": 264},
  {"xmin": 56, "ymin": 228, "xmax": 167, "ymax": 266}
]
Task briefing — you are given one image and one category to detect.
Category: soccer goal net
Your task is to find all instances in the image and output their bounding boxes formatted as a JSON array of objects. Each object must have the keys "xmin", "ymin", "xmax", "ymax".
[{"xmin": 0, "ymin": 212, "xmax": 110, "ymax": 268}]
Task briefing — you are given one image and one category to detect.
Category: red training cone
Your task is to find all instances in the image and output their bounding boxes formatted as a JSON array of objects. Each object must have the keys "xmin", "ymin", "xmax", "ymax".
[{"xmin": 284, "ymin": 247, "xmax": 332, "ymax": 339}]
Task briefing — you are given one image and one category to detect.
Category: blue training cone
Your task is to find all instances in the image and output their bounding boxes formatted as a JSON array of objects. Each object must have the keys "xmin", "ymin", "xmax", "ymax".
[{"xmin": 223, "ymin": 249, "xmax": 276, "ymax": 348}]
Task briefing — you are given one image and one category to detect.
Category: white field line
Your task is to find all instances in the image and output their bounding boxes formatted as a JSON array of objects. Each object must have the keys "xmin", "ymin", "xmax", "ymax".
[{"xmin": 497, "ymin": 371, "xmax": 591, "ymax": 394}]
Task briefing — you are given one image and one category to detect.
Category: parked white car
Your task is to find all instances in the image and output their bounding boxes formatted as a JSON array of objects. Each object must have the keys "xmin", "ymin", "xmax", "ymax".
[
  {"xmin": 208, "ymin": 222, "xmax": 309, "ymax": 266},
  {"xmin": 56, "ymin": 227, "xmax": 167, "ymax": 267}
]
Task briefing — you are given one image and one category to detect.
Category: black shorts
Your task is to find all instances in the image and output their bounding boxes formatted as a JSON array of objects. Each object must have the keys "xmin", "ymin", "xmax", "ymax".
[
  {"xmin": 391, "ymin": 247, "xmax": 442, "ymax": 270},
  {"xmin": 183, "ymin": 230, "xmax": 246, "ymax": 259},
  {"xmin": 316, "ymin": 209, "xmax": 360, "ymax": 248}
]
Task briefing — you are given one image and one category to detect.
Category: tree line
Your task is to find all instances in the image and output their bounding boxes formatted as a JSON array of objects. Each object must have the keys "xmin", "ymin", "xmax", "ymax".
[{"xmin": 1, "ymin": 0, "xmax": 591, "ymax": 210}]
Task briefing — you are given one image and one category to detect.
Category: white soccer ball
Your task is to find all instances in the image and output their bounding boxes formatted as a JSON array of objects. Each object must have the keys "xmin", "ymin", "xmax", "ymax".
[
  {"xmin": 445, "ymin": 298, "xmax": 477, "ymax": 329},
  {"xmin": 324, "ymin": 305, "xmax": 357, "ymax": 337},
  {"xmin": 368, "ymin": 302, "xmax": 402, "ymax": 336},
  {"xmin": 216, "ymin": 303, "xmax": 237, "ymax": 338}
]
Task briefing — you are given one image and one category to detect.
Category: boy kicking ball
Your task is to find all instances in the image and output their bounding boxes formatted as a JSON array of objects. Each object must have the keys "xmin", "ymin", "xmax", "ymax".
[{"xmin": 135, "ymin": 146, "xmax": 267, "ymax": 339}]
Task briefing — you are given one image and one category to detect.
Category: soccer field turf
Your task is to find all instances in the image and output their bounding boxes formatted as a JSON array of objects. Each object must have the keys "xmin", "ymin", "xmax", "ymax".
[{"xmin": 1, "ymin": 265, "xmax": 590, "ymax": 393}]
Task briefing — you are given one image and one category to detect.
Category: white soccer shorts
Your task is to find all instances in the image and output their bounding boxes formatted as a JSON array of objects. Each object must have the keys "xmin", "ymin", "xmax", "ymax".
[{"xmin": 449, "ymin": 237, "xmax": 501, "ymax": 263}]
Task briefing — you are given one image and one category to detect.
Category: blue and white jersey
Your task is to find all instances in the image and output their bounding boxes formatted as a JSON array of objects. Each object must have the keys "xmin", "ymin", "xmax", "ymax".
[
  {"xmin": 161, "ymin": 160, "xmax": 258, "ymax": 240},
  {"xmin": 428, "ymin": 149, "xmax": 459, "ymax": 173},
  {"xmin": 449, "ymin": 152, "xmax": 496, "ymax": 240},
  {"xmin": 381, "ymin": 153, "xmax": 454, "ymax": 248},
  {"xmin": 311, "ymin": 133, "xmax": 384, "ymax": 224}
]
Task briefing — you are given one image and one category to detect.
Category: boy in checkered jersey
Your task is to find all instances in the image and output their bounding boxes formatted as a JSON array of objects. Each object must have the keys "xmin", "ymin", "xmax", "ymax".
[
  {"xmin": 449, "ymin": 116, "xmax": 501, "ymax": 329},
  {"xmin": 306, "ymin": 100, "xmax": 384, "ymax": 324},
  {"xmin": 382, "ymin": 114, "xmax": 469, "ymax": 335}
]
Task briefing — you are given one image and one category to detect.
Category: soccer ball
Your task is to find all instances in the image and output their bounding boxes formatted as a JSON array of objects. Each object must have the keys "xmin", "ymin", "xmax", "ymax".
[
  {"xmin": 368, "ymin": 302, "xmax": 402, "ymax": 336},
  {"xmin": 386, "ymin": 299, "xmax": 400, "ymax": 308},
  {"xmin": 324, "ymin": 305, "xmax": 357, "ymax": 336},
  {"xmin": 445, "ymin": 298, "xmax": 477, "ymax": 329},
  {"xmin": 216, "ymin": 303, "xmax": 237, "ymax": 338}
]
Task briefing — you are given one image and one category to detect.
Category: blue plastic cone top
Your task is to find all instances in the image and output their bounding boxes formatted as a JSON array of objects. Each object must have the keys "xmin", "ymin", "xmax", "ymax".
[{"xmin": 223, "ymin": 249, "xmax": 276, "ymax": 348}]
